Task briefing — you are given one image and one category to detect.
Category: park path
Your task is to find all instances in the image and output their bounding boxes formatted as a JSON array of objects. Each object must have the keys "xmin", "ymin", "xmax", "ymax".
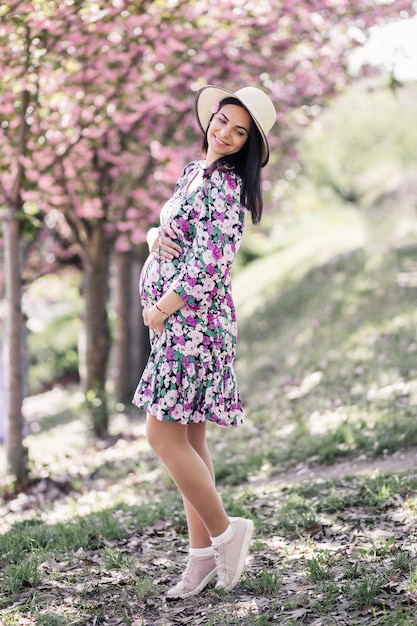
[{"xmin": 255, "ymin": 445, "xmax": 417, "ymax": 488}]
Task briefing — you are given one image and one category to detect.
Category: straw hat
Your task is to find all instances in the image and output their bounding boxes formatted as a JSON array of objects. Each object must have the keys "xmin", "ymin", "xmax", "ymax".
[{"xmin": 194, "ymin": 85, "xmax": 276, "ymax": 167}]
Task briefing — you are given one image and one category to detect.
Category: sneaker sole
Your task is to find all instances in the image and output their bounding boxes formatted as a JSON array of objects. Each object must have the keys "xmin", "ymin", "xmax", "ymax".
[
  {"xmin": 216, "ymin": 519, "xmax": 254, "ymax": 592},
  {"xmin": 166, "ymin": 567, "xmax": 217, "ymax": 599}
]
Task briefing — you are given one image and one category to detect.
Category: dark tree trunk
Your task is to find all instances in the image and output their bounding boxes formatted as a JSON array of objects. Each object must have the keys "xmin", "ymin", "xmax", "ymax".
[
  {"xmin": 113, "ymin": 250, "xmax": 133, "ymax": 403},
  {"xmin": 83, "ymin": 219, "xmax": 110, "ymax": 437},
  {"xmin": 113, "ymin": 247, "xmax": 149, "ymax": 404},
  {"xmin": 2, "ymin": 64, "xmax": 31, "ymax": 481},
  {"xmin": 3, "ymin": 210, "xmax": 27, "ymax": 481}
]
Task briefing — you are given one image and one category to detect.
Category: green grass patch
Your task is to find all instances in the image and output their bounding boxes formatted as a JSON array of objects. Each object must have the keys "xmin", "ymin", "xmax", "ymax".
[
  {"xmin": 2, "ymin": 554, "xmax": 43, "ymax": 596},
  {"xmin": 244, "ymin": 566, "xmax": 282, "ymax": 595},
  {"xmin": 229, "ymin": 238, "xmax": 417, "ymax": 477},
  {"xmin": 2, "ymin": 466, "xmax": 417, "ymax": 624},
  {"xmin": 306, "ymin": 550, "xmax": 335, "ymax": 582}
]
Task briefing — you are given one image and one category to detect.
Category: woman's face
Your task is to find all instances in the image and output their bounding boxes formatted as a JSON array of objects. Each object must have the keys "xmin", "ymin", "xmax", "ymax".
[{"xmin": 205, "ymin": 103, "xmax": 251, "ymax": 165}]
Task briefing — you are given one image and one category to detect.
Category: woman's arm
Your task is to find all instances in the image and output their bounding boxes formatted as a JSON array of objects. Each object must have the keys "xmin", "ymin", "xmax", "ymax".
[{"xmin": 170, "ymin": 169, "xmax": 244, "ymax": 308}]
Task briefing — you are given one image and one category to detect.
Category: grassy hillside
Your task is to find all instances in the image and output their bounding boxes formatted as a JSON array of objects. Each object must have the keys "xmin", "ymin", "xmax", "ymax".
[{"xmin": 210, "ymin": 202, "xmax": 417, "ymax": 483}]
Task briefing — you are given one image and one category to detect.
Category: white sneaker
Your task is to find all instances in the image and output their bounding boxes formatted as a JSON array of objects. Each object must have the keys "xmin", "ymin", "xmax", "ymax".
[
  {"xmin": 213, "ymin": 517, "xmax": 254, "ymax": 591},
  {"xmin": 166, "ymin": 554, "xmax": 217, "ymax": 599}
]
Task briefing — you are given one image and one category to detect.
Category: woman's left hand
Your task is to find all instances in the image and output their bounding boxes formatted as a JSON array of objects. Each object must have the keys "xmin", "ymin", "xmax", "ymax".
[
  {"xmin": 150, "ymin": 226, "xmax": 181, "ymax": 260},
  {"xmin": 143, "ymin": 305, "xmax": 166, "ymax": 338}
]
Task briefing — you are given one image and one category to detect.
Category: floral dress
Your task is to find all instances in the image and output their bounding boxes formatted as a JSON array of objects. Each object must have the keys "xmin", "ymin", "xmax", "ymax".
[{"xmin": 132, "ymin": 160, "xmax": 246, "ymax": 427}]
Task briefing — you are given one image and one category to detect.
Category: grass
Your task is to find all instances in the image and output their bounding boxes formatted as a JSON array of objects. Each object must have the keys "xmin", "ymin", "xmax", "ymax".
[
  {"xmin": 306, "ymin": 550, "xmax": 335, "ymax": 582},
  {"xmin": 244, "ymin": 567, "xmax": 282, "ymax": 595},
  {"xmin": 2, "ymin": 204, "xmax": 417, "ymax": 624},
  {"xmin": 4, "ymin": 467, "xmax": 415, "ymax": 624},
  {"xmin": 228, "ymin": 213, "xmax": 417, "ymax": 480}
]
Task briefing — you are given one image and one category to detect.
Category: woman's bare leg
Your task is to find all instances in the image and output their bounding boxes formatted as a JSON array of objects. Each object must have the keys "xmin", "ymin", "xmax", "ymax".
[
  {"xmin": 183, "ymin": 422, "xmax": 215, "ymax": 548},
  {"xmin": 146, "ymin": 414, "xmax": 229, "ymax": 539}
]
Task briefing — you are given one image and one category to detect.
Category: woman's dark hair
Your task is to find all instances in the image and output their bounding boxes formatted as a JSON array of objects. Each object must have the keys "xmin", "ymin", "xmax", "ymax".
[{"xmin": 201, "ymin": 97, "xmax": 264, "ymax": 224}]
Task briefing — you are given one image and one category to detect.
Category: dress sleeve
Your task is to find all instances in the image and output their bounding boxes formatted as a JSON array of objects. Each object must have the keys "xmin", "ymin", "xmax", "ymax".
[{"xmin": 171, "ymin": 168, "xmax": 245, "ymax": 308}]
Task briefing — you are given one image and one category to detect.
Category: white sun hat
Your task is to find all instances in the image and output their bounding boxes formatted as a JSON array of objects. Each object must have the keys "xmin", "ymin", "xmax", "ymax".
[{"xmin": 194, "ymin": 84, "xmax": 276, "ymax": 167}]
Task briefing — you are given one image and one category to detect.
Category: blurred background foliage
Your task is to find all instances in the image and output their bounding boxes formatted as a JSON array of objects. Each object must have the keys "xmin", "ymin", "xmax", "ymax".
[
  {"xmin": 26, "ymin": 77, "xmax": 417, "ymax": 406},
  {"xmin": 230, "ymin": 79, "xmax": 417, "ymax": 270},
  {"xmin": 25, "ymin": 269, "xmax": 82, "ymax": 394},
  {"xmin": 300, "ymin": 81, "xmax": 417, "ymax": 206}
]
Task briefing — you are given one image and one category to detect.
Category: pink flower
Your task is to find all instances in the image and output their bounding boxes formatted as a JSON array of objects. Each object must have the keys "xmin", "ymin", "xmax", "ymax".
[
  {"xmin": 211, "ymin": 102, "xmax": 220, "ymax": 114},
  {"xmin": 225, "ymin": 173, "xmax": 237, "ymax": 190},
  {"xmin": 211, "ymin": 245, "xmax": 222, "ymax": 260}
]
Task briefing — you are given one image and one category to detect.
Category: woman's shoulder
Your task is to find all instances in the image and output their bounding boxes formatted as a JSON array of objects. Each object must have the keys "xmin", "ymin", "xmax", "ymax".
[{"xmin": 205, "ymin": 164, "xmax": 242, "ymax": 190}]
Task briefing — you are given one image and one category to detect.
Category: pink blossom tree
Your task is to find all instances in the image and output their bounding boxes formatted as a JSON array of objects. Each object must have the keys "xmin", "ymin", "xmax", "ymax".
[{"xmin": 1, "ymin": 0, "xmax": 415, "ymax": 477}]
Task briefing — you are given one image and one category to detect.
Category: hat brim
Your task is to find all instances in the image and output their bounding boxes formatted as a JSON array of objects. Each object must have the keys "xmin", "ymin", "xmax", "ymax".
[{"xmin": 194, "ymin": 85, "xmax": 270, "ymax": 167}]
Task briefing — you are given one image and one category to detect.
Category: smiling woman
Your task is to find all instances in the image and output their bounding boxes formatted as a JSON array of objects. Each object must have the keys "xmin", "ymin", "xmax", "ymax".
[{"xmin": 132, "ymin": 83, "xmax": 276, "ymax": 600}]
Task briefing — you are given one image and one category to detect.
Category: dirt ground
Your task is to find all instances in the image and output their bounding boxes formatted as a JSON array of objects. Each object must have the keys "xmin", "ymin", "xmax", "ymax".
[{"xmin": 264, "ymin": 446, "xmax": 417, "ymax": 487}]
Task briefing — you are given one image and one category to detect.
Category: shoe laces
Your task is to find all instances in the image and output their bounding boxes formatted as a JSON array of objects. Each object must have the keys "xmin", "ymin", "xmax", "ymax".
[
  {"xmin": 180, "ymin": 556, "xmax": 196, "ymax": 582},
  {"xmin": 213, "ymin": 545, "xmax": 225, "ymax": 570}
]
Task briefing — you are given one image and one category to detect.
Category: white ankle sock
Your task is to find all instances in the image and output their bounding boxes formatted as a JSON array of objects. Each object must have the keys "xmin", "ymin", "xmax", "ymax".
[
  {"xmin": 210, "ymin": 523, "xmax": 233, "ymax": 546},
  {"xmin": 189, "ymin": 546, "xmax": 214, "ymax": 557}
]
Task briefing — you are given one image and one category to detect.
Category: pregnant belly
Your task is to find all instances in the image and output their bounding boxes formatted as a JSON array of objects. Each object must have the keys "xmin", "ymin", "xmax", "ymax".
[{"xmin": 139, "ymin": 255, "xmax": 178, "ymax": 306}]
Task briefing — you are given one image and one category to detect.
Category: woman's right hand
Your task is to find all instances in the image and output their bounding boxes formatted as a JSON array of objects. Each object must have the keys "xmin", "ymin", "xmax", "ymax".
[
  {"xmin": 147, "ymin": 226, "xmax": 181, "ymax": 260},
  {"xmin": 142, "ymin": 305, "xmax": 166, "ymax": 338}
]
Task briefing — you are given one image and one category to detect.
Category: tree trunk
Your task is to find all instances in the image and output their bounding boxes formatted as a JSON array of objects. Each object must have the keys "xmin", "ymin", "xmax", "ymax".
[
  {"xmin": 2, "ymin": 40, "xmax": 31, "ymax": 481},
  {"xmin": 83, "ymin": 219, "xmax": 110, "ymax": 437},
  {"xmin": 113, "ymin": 250, "xmax": 132, "ymax": 404},
  {"xmin": 2, "ymin": 210, "xmax": 28, "ymax": 481},
  {"xmin": 113, "ymin": 247, "xmax": 150, "ymax": 404}
]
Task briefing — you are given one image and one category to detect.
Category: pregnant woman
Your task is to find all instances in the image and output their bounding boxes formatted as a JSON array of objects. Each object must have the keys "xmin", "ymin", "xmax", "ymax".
[{"xmin": 133, "ymin": 84, "xmax": 276, "ymax": 599}]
